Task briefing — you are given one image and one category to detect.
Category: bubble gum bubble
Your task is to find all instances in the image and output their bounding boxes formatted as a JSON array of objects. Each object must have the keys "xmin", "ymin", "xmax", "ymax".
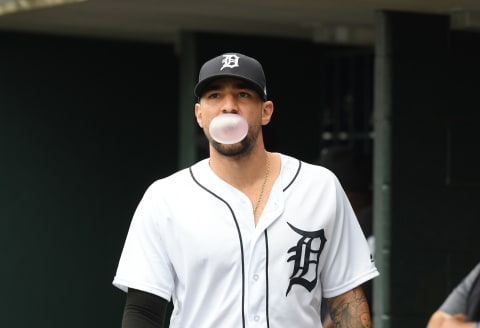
[{"xmin": 209, "ymin": 113, "xmax": 248, "ymax": 144}]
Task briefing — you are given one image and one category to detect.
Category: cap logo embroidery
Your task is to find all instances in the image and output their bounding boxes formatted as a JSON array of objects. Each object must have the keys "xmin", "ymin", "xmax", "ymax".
[{"xmin": 220, "ymin": 54, "xmax": 240, "ymax": 70}]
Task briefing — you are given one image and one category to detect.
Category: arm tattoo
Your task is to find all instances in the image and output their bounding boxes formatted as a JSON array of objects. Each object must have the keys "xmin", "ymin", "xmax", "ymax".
[{"xmin": 326, "ymin": 286, "xmax": 372, "ymax": 328}]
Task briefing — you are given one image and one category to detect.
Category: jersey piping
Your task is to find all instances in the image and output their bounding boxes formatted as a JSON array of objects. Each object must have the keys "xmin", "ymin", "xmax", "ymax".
[
  {"xmin": 189, "ymin": 167, "xmax": 247, "ymax": 328},
  {"xmin": 189, "ymin": 158, "xmax": 302, "ymax": 328},
  {"xmin": 283, "ymin": 160, "xmax": 302, "ymax": 192},
  {"xmin": 265, "ymin": 159, "xmax": 301, "ymax": 326}
]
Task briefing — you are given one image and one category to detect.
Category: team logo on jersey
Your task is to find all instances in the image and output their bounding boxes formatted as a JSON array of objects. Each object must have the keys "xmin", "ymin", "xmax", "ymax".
[
  {"xmin": 286, "ymin": 222, "xmax": 327, "ymax": 296},
  {"xmin": 220, "ymin": 54, "xmax": 240, "ymax": 70}
]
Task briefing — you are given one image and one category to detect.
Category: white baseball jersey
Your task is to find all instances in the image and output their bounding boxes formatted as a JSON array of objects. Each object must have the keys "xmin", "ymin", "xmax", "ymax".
[{"xmin": 113, "ymin": 153, "xmax": 379, "ymax": 328}]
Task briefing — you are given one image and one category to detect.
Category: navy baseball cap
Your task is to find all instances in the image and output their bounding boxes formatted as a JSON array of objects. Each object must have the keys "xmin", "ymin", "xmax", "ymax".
[{"xmin": 194, "ymin": 53, "xmax": 267, "ymax": 100}]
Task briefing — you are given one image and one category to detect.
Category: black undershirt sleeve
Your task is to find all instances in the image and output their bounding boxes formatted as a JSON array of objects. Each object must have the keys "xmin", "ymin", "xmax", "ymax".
[{"xmin": 122, "ymin": 288, "xmax": 168, "ymax": 328}]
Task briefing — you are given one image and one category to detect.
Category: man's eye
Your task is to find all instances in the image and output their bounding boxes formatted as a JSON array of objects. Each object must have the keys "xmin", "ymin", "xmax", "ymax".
[
  {"xmin": 239, "ymin": 92, "xmax": 249, "ymax": 98},
  {"xmin": 208, "ymin": 93, "xmax": 220, "ymax": 99}
]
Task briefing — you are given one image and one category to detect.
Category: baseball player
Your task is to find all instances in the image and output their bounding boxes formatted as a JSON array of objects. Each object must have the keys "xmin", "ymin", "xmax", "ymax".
[{"xmin": 113, "ymin": 53, "xmax": 379, "ymax": 327}]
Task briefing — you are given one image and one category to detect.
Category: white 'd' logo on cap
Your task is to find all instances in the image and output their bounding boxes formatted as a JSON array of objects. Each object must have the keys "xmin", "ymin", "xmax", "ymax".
[{"xmin": 220, "ymin": 54, "xmax": 239, "ymax": 70}]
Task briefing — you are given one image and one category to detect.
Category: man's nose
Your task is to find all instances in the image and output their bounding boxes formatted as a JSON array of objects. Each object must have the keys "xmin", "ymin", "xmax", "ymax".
[{"xmin": 221, "ymin": 94, "xmax": 238, "ymax": 113}]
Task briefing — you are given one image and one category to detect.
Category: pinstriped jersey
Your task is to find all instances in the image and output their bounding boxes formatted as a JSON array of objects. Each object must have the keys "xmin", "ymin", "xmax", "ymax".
[{"xmin": 113, "ymin": 153, "xmax": 379, "ymax": 327}]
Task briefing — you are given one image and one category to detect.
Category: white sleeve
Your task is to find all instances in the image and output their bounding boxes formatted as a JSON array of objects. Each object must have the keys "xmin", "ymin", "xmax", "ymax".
[
  {"xmin": 112, "ymin": 182, "xmax": 174, "ymax": 301},
  {"xmin": 320, "ymin": 176, "xmax": 379, "ymax": 298}
]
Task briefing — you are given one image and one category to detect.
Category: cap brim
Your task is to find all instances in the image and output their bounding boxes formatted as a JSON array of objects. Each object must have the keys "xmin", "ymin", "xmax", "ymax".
[{"xmin": 194, "ymin": 74, "xmax": 266, "ymax": 100}]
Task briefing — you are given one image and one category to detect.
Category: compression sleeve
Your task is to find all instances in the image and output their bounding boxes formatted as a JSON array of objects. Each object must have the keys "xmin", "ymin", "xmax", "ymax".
[{"xmin": 122, "ymin": 288, "xmax": 168, "ymax": 328}]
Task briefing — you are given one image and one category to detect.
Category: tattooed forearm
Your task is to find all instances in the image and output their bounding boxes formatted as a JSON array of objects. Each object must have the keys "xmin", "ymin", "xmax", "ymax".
[{"xmin": 326, "ymin": 286, "xmax": 371, "ymax": 328}]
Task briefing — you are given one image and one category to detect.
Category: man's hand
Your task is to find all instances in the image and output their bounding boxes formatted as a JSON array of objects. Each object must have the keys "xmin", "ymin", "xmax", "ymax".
[
  {"xmin": 325, "ymin": 286, "xmax": 371, "ymax": 327},
  {"xmin": 427, "ymin": 311, "xmax": 476, "ymax": 328}
]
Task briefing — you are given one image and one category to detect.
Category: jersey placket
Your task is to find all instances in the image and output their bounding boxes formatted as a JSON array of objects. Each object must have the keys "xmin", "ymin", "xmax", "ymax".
[
  {"xmin": 244, "ymin": 231, "xmax": 268, "ymax": 327},
  {"xmin": 243, "ymin": 187, "xmax": 284, "ymax": 327}
]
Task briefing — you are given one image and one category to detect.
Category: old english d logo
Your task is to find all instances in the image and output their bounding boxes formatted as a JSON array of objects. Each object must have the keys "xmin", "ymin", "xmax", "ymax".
[
  {"xmin": 220, "ymin": 54, "xmax": 240, "ymax": 70},
  {"xmin": 286, "ymin": 222, "xmax": 327, "ymax": 296}
]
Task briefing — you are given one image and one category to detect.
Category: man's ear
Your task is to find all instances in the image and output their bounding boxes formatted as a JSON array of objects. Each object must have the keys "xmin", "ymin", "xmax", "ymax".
[
  {"xmin": 261, "ymin": 101, "xmax": 274, "ymax": 126},
  {"xmin": 195, "ymin": 103, "xmax": 203, "ymax": 128}
]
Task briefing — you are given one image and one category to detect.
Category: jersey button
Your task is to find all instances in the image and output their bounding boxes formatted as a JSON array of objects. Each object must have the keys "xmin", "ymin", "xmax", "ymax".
[
  {"xmin": 253, "ymin": 274, "xmax": 259, "ymax": 281},
  {"xmin": 254, "ymin": 315, "xmax": 260, "ymax": 321}
]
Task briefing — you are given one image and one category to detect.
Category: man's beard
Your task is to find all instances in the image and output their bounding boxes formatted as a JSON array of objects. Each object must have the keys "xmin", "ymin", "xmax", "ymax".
[{"xmin": 209, "ymin": 125, "xmax": 259, "ymax": 158}]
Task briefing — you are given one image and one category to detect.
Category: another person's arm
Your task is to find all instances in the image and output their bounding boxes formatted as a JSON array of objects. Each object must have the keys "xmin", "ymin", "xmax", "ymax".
[
  {"xmin": 326, "ymin": 285, "xmax": 371, "ymax": 327},
  {"xmin": 122, "ymin": 288, "xmax": 168, "ymax": 328},
  {"xmin": 427, "ymin": 311, "xmax": 478, "ymax": 328},
  {"xmin": 426, "ymin": 263, "xmax": 480, "ymax": 328}
]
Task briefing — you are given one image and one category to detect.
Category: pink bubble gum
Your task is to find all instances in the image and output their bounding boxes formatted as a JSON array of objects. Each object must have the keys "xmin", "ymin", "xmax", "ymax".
[{"xmin": 209, "ymin": 113, "xmax": 248, "ymax": 144}]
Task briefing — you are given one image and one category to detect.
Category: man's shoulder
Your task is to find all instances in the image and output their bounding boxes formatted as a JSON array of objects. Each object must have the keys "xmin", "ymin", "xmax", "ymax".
[
  {"xmin": 146, "ymin": 160, "xmax": 208, "ymax": 195},
  {"xmin": 278, "ymin": 153, "xmax": 335, "ymax": 177}
]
